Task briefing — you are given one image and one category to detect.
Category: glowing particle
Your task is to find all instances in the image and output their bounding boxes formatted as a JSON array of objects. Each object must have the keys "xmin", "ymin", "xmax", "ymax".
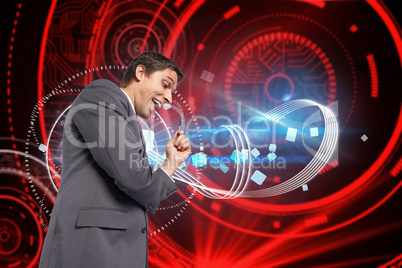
[
  {"xmin": 286, "ymin": 127, "xmax": 297, "ymax": 142},
  {"xmin": 282, "ymin": 94, "xmax": 291, "ymax": 101},
  {"xmin": 310, "ymin": 127, "xmax": 319, "ymax": 137},
  {"xmin": 191, "ymin": 152, "xmax": 207, "ymax": 167},
  {"xmin": 219, "ymin": 163, "xmax": 229, "ymax": 173},
  {"xmin": 302, "ymin": 184, "xmax": 308, "ymax": 191},
  {"xmin": 273, "ymin": 221, "xmax": 281, "ymax": 229},
  {"xmin": 251, "ymin": 148, "xmax": 260, "ymax": 157},
  {"xmin": 267, "ymin": 152, "xmax": 277, "ymax": 161},
  {"xmin": 230, "ymin": 150, "xmax": 240, "ymax": 164},
  {"xmin": 211, "ymin": 202, "xmax": 221, "ymax": 212},
  {"xmin": 250, "ymin": 170, "xmax": 267, "ymax": 185},
  {"xmin": 163, "ymin": 103, "xmax": 171, "ymax": 110},
  {"xmin": 231, "ymin": 149, "xmax": 249, "ymax": 164},
  {"xmin": 350, "ymin": 24, "xmax": 358, "ymax": 33},
  {"xmin": 38, "ymin": 143, "xmax": 47, "ymax": 152},
  {"xmin": 200, "ymin": 70, "xmax": 215, "ymax": 83},
  {"xmin": 269, "ymin": 144, "xmax": 277, "ymax": 152},
  {"xmin": 361, "ymin": 134, "xmax": 368, "ymax": 142}
]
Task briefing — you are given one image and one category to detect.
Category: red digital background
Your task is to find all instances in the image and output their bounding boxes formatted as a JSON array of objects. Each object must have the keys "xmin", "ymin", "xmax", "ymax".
[{"xmin": 1, "ymin": 0, "xmax": 402, "ymax": 267}]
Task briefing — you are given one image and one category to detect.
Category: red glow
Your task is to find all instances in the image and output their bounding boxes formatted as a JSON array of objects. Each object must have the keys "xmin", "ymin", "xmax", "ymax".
[
  {"xmin": 37, "ymin": 0, "xmax": 57, "ymax": 150},
  {"xmin": 378, "ymin": 253, "xmax": 402, "ymax": 268},
  {"xmin": 164, "ymin": 0, "xmax": 206, "ymax": 57},
  {"xmin": 8, "ymin": 261, "xmax": 21, "ymax": 267},
  {"xmin": 367, "ymin": 0, "xmax": 402, "ymax": 70},
  {"xmin": 367, "ymin": 54, "xmax": 379, "ymax": 98},
  {"xmin": 174, "ymin": 0, "xmax": 185, "ymax": 8},
  {"xmin": 223, "ymin": 6, "xmax": 240, "ymax": 20},
  {"xmin": 390, "ymin": 157, "xmax": 402, "ymax": 177},
  {"xmin": 350, "ymin": 24, "xmax": 358, "ymax": 33},
  {"xmin": 140, "ymin": 0, "xmax": 168, "ymax": 53},
  {"xmin": 0, "ymin": 195, "xmax": 43, "ymax": 267}
]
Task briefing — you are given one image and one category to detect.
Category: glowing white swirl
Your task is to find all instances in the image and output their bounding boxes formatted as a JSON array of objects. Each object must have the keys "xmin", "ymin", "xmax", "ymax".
[{"xmin": 148, "ymin": 99, "xmax": 338, "ymax": 199}]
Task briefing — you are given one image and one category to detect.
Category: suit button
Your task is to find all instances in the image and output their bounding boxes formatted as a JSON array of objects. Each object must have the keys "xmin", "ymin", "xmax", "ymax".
[{"xmin": 142, "ymin": 227, "xmax": 147, "ymax": 234}]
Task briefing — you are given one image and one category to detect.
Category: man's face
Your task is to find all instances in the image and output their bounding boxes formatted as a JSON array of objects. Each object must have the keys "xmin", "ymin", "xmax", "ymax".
[{"xmin": 134, "ymin": 67, "xmax": 178, "ymax": 119}]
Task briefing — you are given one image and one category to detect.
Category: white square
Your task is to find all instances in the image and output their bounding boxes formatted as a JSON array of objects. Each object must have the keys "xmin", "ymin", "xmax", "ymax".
[
  {"xmin": 286, "ymin": 128, "xmax": 297, "ymax": 142},
  {"xmin": 200, "ymin": 70, "xmax": 215, "ymax": 83},
  {"xmin": 251, "ymin": 148, "xmax": 260, "ymax": 157},
  {"xmin": 302, "ymin": 184, "xmax": 308, "ymax": 191},
  {"xmin": 310, "ymin": 127, "xmax": 319, "ymax": 137},
  {"xmin": 38, "ymin": 143, "xmax": 47, "ymax": 152},
  {"xmin": 250, "ymin": 170, "xmax": 267, "ymax": 185}
]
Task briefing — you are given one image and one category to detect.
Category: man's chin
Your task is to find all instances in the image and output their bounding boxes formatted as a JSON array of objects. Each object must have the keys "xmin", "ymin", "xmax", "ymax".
[
  {"xmin": 136, "ymin": 110, "xmax": 150, "ymax": 119},
  {"xmin": 138, "ymin": 113, "xmax": 151, "ymax": 120}
]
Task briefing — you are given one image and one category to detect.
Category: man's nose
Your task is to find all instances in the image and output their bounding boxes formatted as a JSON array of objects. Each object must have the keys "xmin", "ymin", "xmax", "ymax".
[{"xmin": 164, "ymin": 91, "xmax": 172, "ymax": 104}]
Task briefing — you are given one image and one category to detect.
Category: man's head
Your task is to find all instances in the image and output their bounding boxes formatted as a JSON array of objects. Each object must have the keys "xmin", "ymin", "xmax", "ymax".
[{"xmin": 120, "ymin": 51, "xmax": 183, "ymax": 119}]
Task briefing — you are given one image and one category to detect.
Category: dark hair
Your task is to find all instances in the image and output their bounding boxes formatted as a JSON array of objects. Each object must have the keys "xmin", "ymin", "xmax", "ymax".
[{"xmin": 120, "ymin": 51, "xmax": 183, "ymax": 88}]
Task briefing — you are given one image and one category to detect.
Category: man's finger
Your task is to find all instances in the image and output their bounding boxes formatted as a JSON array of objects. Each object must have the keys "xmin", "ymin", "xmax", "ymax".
[
  {"xmin": 167, "ymin": 131, "xmax": 180, "ymax": 146},
  {"xmin": 179, "ymin": 141, "xmax": 191, "ymax": 152},
  {"xmin": 178, "ymin": 137, "xmax": 189, "ymax": 147},
  {"xmin": 174, "ymin": 134, "xmax": 187, "ymax": 146}
]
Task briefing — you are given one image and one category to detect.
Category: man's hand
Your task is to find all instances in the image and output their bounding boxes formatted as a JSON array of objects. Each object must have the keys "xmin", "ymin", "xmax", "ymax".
[{"xmin": 161, "ymin": 130, "xmax": 191, "ymax": 177}]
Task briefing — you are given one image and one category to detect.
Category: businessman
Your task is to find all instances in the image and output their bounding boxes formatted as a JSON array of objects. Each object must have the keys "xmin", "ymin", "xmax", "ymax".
[{"xmin": 39, "ymin": 51, "xmax": 191, "ymax": 267}]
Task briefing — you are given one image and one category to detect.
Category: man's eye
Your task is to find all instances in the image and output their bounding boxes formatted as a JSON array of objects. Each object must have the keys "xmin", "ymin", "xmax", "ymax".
[{"xmin": 163, "ymin": 83, "xmax": 168, "ymax": 88}]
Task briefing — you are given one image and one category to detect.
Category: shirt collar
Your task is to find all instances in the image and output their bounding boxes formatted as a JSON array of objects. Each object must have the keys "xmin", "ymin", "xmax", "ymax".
[{"xmin": 120, "ymin": 88, "xmax": 136, "ymax": 114}]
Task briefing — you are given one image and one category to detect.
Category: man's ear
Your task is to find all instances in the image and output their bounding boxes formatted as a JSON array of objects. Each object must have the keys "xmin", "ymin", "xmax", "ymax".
[{"xmin": 135, "ymin": 65, "xmax": 145, "ymax": 81}]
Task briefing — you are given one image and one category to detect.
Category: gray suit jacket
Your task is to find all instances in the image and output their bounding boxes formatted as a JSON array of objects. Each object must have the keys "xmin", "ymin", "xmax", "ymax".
[{"xmin": 39, "ymin": 79, "xmax": 177, "ymax": 267}]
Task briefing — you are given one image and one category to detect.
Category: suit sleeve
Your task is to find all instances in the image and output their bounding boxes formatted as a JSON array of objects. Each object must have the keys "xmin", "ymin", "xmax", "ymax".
[{"xmin": 66, "ymin": 86, "xmax": 177, "ymax": 214}]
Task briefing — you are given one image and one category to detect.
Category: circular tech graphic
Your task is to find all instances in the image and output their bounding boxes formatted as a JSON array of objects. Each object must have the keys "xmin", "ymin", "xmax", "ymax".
[
  {"xmin": 0, "ymin": 138, "xmax": 53, "ymax": 267},
  {"xmin": 223, "ymin": 31, "xmax": 338, "ymax": 111},
  {"xmin": 86, "ymin": 0, "xmax": 190, "ymax": 84}
]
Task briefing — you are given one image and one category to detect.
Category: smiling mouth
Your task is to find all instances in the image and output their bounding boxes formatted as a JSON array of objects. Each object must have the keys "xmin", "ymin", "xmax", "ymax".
[{"xmin": 152, "ymin": 98, "xmax": 162, "ymax": 109}]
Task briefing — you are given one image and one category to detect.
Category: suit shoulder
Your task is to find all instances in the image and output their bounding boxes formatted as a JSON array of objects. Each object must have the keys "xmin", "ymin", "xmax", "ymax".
[
  {"xmin": 79, "ymin": 79, "xmax": 124, "ymax": 100},
  {"xmin": 86, "ymin": 79, "xmax": 119, "ymax": 90},
  {"xmin": 73, "ymin": 79, "xmax": 129, "ymax": 113}
]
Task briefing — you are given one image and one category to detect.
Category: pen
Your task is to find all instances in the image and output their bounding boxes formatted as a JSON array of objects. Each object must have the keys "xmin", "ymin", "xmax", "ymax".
[{"xmin": 178, "ymin": 115, "xmax": 182, "ymax": 132}]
